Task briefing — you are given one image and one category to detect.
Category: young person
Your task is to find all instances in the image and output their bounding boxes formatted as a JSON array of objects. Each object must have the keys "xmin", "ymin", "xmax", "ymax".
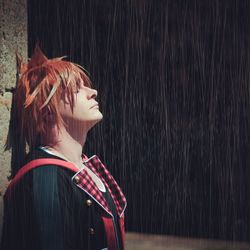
[{"xmin": 1, "ymin": 46, "xmax": 127, "ymax": 250}]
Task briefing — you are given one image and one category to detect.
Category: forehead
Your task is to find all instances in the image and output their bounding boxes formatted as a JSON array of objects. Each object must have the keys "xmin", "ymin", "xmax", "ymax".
[
  {"xmin": 60, "ymin": 62, "xmax": 91, "ymax": 88},
  {"xmin": 68, "ymin": 74, "xmax": 86, "ymax": 88}
]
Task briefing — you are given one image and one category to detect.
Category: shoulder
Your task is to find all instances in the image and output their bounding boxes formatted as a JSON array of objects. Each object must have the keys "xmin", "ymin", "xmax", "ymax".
[
  {"xmin": 5, "ymin": 164, "xmax": 75, "ymax": 201},
  {"xmin": 5, "ymin": 147, "xmax": 84, "ymax": 201},
  {"xmin": 31, "ymin": 164, "xmax": 73, "ymax": 182},
  {"xmin": 32, "ymin": 164, "xmax": 78, "ymax": 196},
  {"xmin": 31, "ymin": 165, "xmax": 73, "ymax": 209},
  {"xmin": 18, "ymin": 146, "xmax": 76, "ymax": 188},
  {"xmin": 12, "ymin": 165, "xmax": 64, "ymax": 205}
]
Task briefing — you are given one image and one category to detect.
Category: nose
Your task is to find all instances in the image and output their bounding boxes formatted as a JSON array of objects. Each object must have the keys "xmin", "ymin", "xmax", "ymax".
[{"xmin": 88, "ymin": 87, "xmax": 97, "ymax": 99}]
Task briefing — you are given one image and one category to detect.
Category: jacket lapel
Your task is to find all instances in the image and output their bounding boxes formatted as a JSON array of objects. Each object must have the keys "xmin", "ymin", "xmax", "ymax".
[
  {"xmin": 72, "ymin": 164, "xmax": 112, "ymax": 216},
  {"xmin": 72, "ymin": 154, "xmax": 127, "ymax": 218},
  {"xmin": 83, "ymin": 155, "xmax": 127, "ymax": 218}
]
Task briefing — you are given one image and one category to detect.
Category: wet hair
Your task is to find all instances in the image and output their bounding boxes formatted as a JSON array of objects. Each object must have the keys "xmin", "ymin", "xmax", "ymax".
[{"xmin": 5, "ymin": 45, "xmax": 91, "ymax": 177}]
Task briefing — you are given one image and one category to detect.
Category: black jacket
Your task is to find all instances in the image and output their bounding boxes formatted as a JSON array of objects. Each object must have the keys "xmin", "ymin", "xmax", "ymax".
[{"xmin": 1, "ymin": 147, "xmax": 126, "ymax": 250}]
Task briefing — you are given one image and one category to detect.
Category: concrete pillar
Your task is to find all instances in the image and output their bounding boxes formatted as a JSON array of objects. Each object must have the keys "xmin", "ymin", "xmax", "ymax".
[{"xmin": 0, "ymin": 0, "xmax": 27, "ymax": 236}]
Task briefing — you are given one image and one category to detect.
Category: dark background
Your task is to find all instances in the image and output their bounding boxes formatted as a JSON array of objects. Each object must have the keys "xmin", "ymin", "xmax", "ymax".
[{"xmin": 28, "ymin": 0, "xmax": 250, "ymax": 242}]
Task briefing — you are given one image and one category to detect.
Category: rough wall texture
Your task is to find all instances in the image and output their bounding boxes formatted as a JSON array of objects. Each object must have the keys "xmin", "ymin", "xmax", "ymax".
[{"xmin": 0, "ymin": 0, "xmax": 27, "ymax": 236}]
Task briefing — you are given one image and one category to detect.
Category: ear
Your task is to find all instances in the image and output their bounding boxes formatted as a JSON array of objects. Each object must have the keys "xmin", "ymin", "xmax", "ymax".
[{"xmin": 28, "ymin": 44, "xmax": 48, "ymax": 69}]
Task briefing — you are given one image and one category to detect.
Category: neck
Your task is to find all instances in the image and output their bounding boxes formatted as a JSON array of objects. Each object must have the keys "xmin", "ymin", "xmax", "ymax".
[{"xmin": 45, "ymin": 121, "xmax": 90, "ymax": 167}]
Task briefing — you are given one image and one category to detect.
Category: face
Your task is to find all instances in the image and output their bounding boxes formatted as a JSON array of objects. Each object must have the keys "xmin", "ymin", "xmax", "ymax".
[{"xmin": 58, "ymin": 81, "xmax": 103, "ymax": 129}]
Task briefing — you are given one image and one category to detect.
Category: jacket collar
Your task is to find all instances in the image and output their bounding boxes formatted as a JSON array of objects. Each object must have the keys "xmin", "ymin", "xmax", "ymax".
[{"xmin": 72, "ymin": 154, "xmax": 127, "ymax": 218}]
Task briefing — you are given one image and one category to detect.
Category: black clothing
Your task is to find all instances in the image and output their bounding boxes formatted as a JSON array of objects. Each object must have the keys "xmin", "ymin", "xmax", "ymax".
[{"xmin": 1, "ymin": 147, "xmax": 123, "ymax": 250}]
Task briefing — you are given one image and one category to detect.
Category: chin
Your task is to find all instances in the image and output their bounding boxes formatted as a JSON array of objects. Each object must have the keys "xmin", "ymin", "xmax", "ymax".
[
  {"xmin": 88, "ymin": 113, "xmax": 103, "ymax": 124},
  {"xmin": 91, "ymin": 111, "xmax": 103, "ymax": 121},
  {"xmin": 80, "ymin": 109, "xmax": 103, "ymax": 122},
  {"xmin": 86, "ymin": 117, "xmax": 103, "ymax": 130}
]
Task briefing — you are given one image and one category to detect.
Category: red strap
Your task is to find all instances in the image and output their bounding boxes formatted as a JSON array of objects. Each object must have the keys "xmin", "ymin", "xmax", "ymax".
[
  {"xmin": 9, "ymin": 158, "xmax": 79, "ymax": 189},
  {"xmin": 119, "ymin": 217, "xmax": 125, "ymax": 249},
  {"xmin": 102, "ymin": 215, "xmax": 117, "ymax": 250}
]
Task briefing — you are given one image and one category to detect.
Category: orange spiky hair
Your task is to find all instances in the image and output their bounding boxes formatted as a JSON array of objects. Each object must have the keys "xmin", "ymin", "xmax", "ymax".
[{"xmin": 5, "ymin": 45, "xmax": 91, "ymax": 176}]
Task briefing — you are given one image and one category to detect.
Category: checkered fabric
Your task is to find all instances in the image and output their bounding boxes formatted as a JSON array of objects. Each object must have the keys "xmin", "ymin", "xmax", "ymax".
[
  {"xmin": 73, "ymin": 166, "xmax": 112, "ymax": 215},
  {"xmin": 73, "ymin": 154, "xmax": 127, "ymax": 218}
]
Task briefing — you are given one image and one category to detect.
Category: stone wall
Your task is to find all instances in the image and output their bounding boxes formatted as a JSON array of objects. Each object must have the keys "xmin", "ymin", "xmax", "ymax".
[{"xmin": 0, "ymin": 0, "xmax": 27, "ymax": 236}]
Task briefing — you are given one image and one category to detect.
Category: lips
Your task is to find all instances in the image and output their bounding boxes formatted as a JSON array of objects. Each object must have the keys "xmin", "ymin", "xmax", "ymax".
[{"xmin": 91, "ymin": 103, "xmax": 99, "ymax": 108}]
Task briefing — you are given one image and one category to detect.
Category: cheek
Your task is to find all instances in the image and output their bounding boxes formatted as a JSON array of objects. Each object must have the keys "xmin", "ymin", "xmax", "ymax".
[
  {"xmin": 58, "ymin": 93, "xmax": 91, "ymax": 119},
  {"xmin": 58, "ymin": 100, "xmax": 74, "ymax": 117},
  {"xmin": 74, "ymin": 95, "xmax": 89, "ymax": 109}
]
